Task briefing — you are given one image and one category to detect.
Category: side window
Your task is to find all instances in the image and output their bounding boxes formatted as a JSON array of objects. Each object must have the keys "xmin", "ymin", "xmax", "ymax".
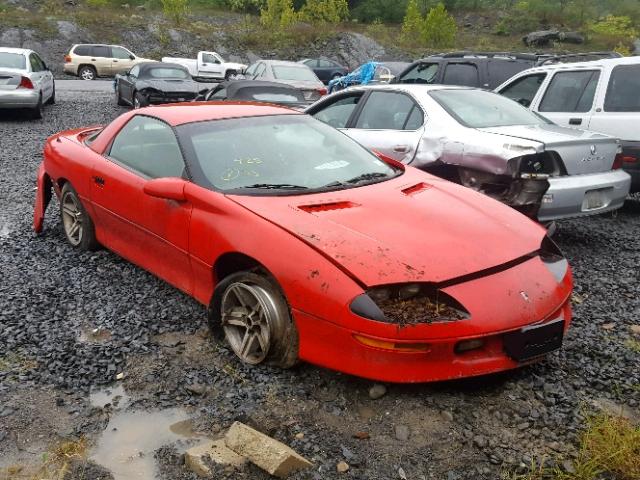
[
  {"xmin": 112, "ymin": 47, "xmax": 132, "ymax": 60},
  {"xmin": 29, "ymin": 54, "xmax": 43, "ymax": 72},
  {"xmin": 499, "ymin": 73, "xmax": 547, "ymax": 107},
  {"xmin": 442, "ymin": 63, "xmax": 479, "ymax": 87},
  {"xmin": 399, "ymin": 63, "xmax": 439, "ymax": 84},
  {"xmin": 73, "ymin": 45, "xmax": 91, "ymax": 56},
  {"xmin": 92, "ymin": 46, "xmax": 111, "ymax": 58},
  {"xmin": 487, "ymin": 60, "xmax": 533, "ymax": 89},
  {"xmin": 355, "ymin": 91, "xmax": 422, "ymax": 130},
  {"xmin": 202, "ymin": 53, "xmax": 219, "ymax": 64},
  {"xmin": 244, "ymin": 63, "xmax": 257, "ymax": 77},
  {"xmin": 604, "ymin": 64, "xmax": 640, "ymax": 112},
  {"xmin": 318, "ymin": 59, "xmax": 333, "ymax": 68},
  {"xmin": 312, "ymin": 94, "xmax": 363, "ymax": 128},
  {"xmin": 539, "ymin": 70, "xmax": 600, "ymax": 113},
  {"xmin": 129, "ymin": 65, "xmax": 140, "ymax": 77},
  {"xmin": 109, "ymin": 116, "xmax": 185, "ymax": 179}
]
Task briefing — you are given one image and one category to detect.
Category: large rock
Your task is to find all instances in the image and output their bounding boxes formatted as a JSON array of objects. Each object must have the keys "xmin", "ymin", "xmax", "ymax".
[
  {"xmin": 224, "ymin": 422, "xmax": 312, "ymax": 478},
  {"xmin": 522, "ymin": 30, "xmax": 559, "ymax": 47},
  {"xmin": 185, "ymin": 439, "xmax": 246, "ymax": 477},
  {"xmin": 558, "ymin": 31, "xmax": 584, "ymax": 44}
]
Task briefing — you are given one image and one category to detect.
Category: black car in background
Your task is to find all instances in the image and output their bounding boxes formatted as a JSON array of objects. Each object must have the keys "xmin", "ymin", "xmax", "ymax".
[
  {"xmin": 114, "ymin": 62, "xmax": 206, "ymax": 108},
  {"xmin": 198, "ymin": 80, "xmax": 309, "ymax": 110},
  {"xmin": 394, "ymin": 51, "xmax": 622, "ymax": 90},
  {"xmin": 298, "ymin": 58, "xmax": 349, "ymax": 84}
]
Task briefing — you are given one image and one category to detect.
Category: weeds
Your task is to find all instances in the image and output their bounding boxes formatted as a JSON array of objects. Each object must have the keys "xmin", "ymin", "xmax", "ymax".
[
  {"xmin": 0, "ymin": 438, "xmax": 87, "ymax": 480},
  {"xmin": 507, "ymin": 414, "xmax": 640, "ymax": 480},
  {"xmin": 624, "ymin": 338, "xmax": 640, "ymax": 353},
  {"xmin": 0, "ymin": 351, "xmax": 38, "ymax": 373}
]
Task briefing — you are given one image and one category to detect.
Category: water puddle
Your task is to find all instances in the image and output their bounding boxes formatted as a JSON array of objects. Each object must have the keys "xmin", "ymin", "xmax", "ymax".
[
  {"xmin": 79, "ymin": 325, "xmax": 112, "ymax": 344},
  {"xmin": 89, "ymin": 385, "xmax": 203, "ymax": 480}
]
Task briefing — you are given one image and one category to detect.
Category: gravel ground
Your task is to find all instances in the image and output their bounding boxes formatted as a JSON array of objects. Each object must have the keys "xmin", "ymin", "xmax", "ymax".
[{"xmin": 0, "ymin": 93, "xmax": 639, "ymax": 480}]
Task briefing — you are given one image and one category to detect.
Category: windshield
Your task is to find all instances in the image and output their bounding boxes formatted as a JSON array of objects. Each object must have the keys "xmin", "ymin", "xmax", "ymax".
[
  {"xmin": 177, "ymin": 115, "xmax": 399, "ymax": 194},
  {"xmin": 272, "ymin": 66, "xmax": 318, "ymax": 82},
  {"xmin": 430, "ymin": 89, "xmax": 550, "ymax": 128},
  {"xmin": 145, "ymin": 67, "xmax": 190, "ymax": 79},
  {"xmin": 0, "ymin": 52, "xmax": 26, "ymax": 70}
]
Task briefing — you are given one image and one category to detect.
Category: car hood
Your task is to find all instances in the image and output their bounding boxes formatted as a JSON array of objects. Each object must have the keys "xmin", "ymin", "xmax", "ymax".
[
  {"xmin": 478, "ymin": 123, "xmax": 615, "ymax": 146},
  {"xmin": 139, "ymin": 79, "xmax": 200, "ymax": 92},
  {"xmin": 227, "ymin": 168, "xmax": 545, "ymax": 287}
]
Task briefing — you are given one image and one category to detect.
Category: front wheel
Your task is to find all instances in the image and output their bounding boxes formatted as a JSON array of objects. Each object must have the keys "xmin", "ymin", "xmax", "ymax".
[
  {"xmin": 210, "ymin": 272, "xmax": 299, "ymax": 368},
  {"xmin": 133, "ymin": 92, "xmax": 148, "ymax": 109},
  {"xmin": 60, "ymin": 183, "xmax": 99, "ymax": 250}
]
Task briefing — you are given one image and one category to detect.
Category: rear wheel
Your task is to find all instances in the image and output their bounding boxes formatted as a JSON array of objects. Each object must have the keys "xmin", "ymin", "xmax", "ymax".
[
  {"xmin": 210, "ymin": 272, "xmax": 299, "ymax": 368},
  {"xmin": 78, "ymin": 65, "xmax": 96, "ymax": 81},
  {"xmin": 224, "ymin": 70, "xmax": 237, "ymax": 80},
  {"xmin": 47, "ymin": 82, "xmax": 55, "ymax": 105},
  {"xmin": 30, "ymin": 94, "xmax": 43, "ymax": 119},
  {"xmin": 60, "ymin": 183, "xmax": 99, "ymax": 251}
]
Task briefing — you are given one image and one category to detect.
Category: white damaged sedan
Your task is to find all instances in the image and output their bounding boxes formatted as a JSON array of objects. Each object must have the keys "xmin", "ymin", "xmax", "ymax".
[
  {"xmin": 307, "ymin": 84, "xmax": 631, "ymax": 222},
  {"xmin": 0, "ymin": 47, "xmax": 55, "ymax": 119}
]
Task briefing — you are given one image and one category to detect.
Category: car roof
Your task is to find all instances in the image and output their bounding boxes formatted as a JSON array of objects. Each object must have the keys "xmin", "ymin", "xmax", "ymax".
[
  {"xmin": 519, "ymin": 55, "xmax": 639, "ymax": 73},
  {"xmin": 262, "ymin": 60, "xmax": 309, "ymax": 67},
  {"xmin": 0, "ymin": 47, "xmax": 32, "ymax": 55},
  {"xmin": 138, "ymin": 61, "xmax": 185, "ymax": 72},
  {"xmin": 140, "ymin": 102, "xmax": 300, "ymax": 126},
  {"xmin": 340, "ymin": 83, "xmax": 471, "ymax": 94}
]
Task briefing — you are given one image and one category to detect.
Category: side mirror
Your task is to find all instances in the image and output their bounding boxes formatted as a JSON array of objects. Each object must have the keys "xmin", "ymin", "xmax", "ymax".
[
  {"xmin": 143, "ymin": 177, "xmax": 187, "ymax": 202},
  {"xmin": 129, "ymin": 55, "xmax": 135, "ymax": 60}
]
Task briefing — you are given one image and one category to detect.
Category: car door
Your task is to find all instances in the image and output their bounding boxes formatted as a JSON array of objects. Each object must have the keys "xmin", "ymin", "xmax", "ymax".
[
  {"xmin": 532, "ymin": 69, "xmax": 601, "ymax": 128},
  {"xmin": 588, "ymin": 64, "xmax": 640, "ymax": 141},
  {"xmin": 119, "ymin": 64, "xmax": 139, "ymax": 105},
  {"xmin": 197, "ymin": 52, "xmax": 224, "ymax": 77},
  {"xmin": 343, "ymin": 90, "xmax": 426, "ymax": 163},
  {"xmin": 497, "ymin": 72, "xmax": 548, "ymax": 108},
  {"xmin": 111, "ymin": 46, "xmax": 136, "ymax": 75},
  {"xmin": 91, "ymin": 45, "xmax": 113, "ymax": 76},
  {"xmin": 90, "ymin": 115, "xmax": 193, "ymax": 294},
  {"xmin": 28, "ymin": 53, "xmax": 52, "ymax": 101}
]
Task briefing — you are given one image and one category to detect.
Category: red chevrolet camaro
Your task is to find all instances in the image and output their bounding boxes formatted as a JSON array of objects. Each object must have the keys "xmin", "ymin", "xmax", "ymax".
[{"xmin": 33, "ymin": 102, "xmax": 573, "ymax": 383}]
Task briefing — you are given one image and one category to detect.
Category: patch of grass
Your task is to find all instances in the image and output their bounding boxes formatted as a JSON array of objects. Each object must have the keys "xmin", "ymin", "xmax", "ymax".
[
  {"xmin": 624, "ymin": 338, "xmax": 640, "ymax": 353},
  {"xmin": 507, "ymin": 414, "xmax": 640, "ymax": 480},
  {"xmin": 0, "ymin": 351, "xmax": 38, "ymax": 373},
  {"xmin": 0, "ymin": 439, "xmax": 87, "ymax": 480}
]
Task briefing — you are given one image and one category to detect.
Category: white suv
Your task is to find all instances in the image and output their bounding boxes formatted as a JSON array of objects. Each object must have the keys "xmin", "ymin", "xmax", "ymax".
[{"xmin": 496, "ymin": 56, "xmax": 640, "ymax": 192}]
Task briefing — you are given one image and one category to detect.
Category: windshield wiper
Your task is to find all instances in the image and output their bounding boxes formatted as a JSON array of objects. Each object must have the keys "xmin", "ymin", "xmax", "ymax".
[
  {"xmin": 343, "ymin": 172, "xmax": 390, "ymax": 184},
  {"xmin": 239, "ymin": 183, "xmax": 309, "ymax": 190}
]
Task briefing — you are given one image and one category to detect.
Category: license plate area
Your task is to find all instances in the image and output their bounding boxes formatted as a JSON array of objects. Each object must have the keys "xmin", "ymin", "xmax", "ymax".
[
  {"xmin": 503, "ymin": 319, "xmax": 564, "ymax": 362},
  {"xmin": 582, "ymin": 188, "xmax": 609, "ymax": 210}
]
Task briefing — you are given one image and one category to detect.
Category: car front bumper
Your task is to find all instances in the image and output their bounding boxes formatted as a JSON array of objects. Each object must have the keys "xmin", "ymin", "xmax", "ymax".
[
  {"xmin": 537, "ymin": 169, "xmax": 631, "ymax": 222},
  {"xmin": 0, "ymin": 89, "xmax": 40, "ymax": 108}
]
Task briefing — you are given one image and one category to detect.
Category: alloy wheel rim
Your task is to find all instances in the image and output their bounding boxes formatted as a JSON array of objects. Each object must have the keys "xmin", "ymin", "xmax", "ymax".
[
  {"xmin": 61, "ymin": 193, "xmax": 83, "ymax": 246},
  {"xmin": 134, "ymin": 97, "xmax": 140, "ymax": 109},
  {"xmin": 81, "ymin": 69, "xmax": 93, "ymax": 80},
  {"xmin": 221, "ymin": 282, "xmax": 276, "ymax": 364}
]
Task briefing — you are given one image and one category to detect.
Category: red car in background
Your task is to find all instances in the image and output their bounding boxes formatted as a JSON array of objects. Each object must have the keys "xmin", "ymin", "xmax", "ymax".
[{"xmin": 34, "ymin": 103, "xmax": 572, "ymax": 383}]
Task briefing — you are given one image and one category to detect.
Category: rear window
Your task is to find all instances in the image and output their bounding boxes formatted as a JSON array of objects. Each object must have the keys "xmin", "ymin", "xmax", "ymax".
[
  {"xmin": 539, "ymin": 70, "xmax": 600, "ymax": 113},
  {"xmin": 272, "ymin": 65, "xmax": 318, "ymax": 82},
  {"xmin": 430, "ymin": 89, "xmax": 549, "ymax": 128},
  {"xmin": 235, "ymin": 87, "xmax": 305, "ymax": 103},
  {"xmin": 442, "ymin": 63, "xmax": 479, "ymax": 87},
  {"xmin": 73, "ymin": 45, "xmax": 92, "ymax": 56},
  {"xmin": 0, "ymin": 52, "xmax": 26, "ymax": 70},
  {"xmin": 146, "ymin": 67, "xmax": 190, "ymax": 79},
  {"xmin": 604, "ymin": 64, "xmax": 640, "ymax": 112},
  {"xmin": 398, "ymin": 63, "xmax": 439, "ymax": 84}
]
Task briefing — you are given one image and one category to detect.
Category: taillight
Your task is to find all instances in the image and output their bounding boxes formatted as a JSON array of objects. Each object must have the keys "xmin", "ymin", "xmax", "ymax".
[
  {"xmin": 317, "ymin": 87, "xmax": 327, "ymax": 96},
  {"xmin": 612, "ymin": 152, "xmax": 624, "ymax": 170},
  {"xmin": 18, "ymin": 77, "xmax": 34, "ymax": 89},
  {"xmin": 64, "ymin": 55, "xmax": 71, "ymax": 63}
]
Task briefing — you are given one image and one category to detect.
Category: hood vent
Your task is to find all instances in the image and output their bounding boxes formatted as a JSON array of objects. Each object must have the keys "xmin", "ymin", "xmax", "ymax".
[
  {"xmin": 298, "ymin": 201, "xmax": 358, "ymax": 213},
  {"xmin": 401, "ymin": 182, "xmax": 432, "ymax": 196}
]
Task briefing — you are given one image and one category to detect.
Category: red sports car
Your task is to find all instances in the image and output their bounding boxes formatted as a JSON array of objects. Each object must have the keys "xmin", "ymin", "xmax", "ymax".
[{"xmin": 33, "ymin": 102, "xmax": 573, "ymax": 383}]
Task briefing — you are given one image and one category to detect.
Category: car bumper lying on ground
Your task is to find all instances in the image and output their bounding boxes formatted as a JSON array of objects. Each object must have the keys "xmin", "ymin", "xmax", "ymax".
[
  {"xmin": 0, "ymin": 89, "xmax": 39, "ymax": 108},
  {"xmin": 538, "ymin": 169, "xmax": 631, "ymax": 222}
]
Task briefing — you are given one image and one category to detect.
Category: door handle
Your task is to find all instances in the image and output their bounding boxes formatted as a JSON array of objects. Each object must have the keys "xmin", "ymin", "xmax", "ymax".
[
  {"xmin": 569, "ymin": 118, "xmax": 582, "ymax": 125},
  {"xmin": 393, "ymin": 145, "xmax": 410, "ymax": 153},
  {"xmin": 91, "ymin": 58, "xmax": 96, "ymax": 61},
  {"xmin": 113, "ymin": 60, "xmax": 118, "ymax": 63},
  {"xmin": 93, "ymin": 176, "xmax": 105, "ymax": 186}
]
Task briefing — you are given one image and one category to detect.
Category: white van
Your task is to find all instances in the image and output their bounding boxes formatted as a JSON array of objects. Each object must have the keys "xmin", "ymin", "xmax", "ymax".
[{"xmin": 496, "ymin": 56, "xmax": 640, "ymax": 192}]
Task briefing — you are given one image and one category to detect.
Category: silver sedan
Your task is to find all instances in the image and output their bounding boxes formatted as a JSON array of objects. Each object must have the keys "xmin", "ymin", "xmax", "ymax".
[
  {"xmin": 0, "ymin": 47, "xmax": 55, "ymax": 119},
  {"xmin": 306, "ymin": 84, "xmax": 631, "ymax": 222}
]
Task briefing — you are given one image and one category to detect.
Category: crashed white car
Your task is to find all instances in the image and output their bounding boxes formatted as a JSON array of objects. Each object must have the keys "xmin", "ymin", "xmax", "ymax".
[
  {"xmin": 306, "ymin": 84, "xmax": 631, "ymax": 221},
  {"xmin": 162, "ymin": 51, "xmax": 246, "ymax": 81}
]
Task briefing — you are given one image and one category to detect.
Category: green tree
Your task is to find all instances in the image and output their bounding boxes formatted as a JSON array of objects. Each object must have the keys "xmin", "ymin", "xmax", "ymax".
[
  {"xmin": 161, "ymin": 0, "xmax": 189, "ymax": 26},
  {"xmin": 423, "ymin": 2, "xmax": 456, "ymax": 47},
  {"xmin": 228, "ymin": 0, "xmax": 266, "ymax": 12},
  {"xmin": 401, "ymin": 0, "xmax": 423, "ymax": 44},
  {"xmin": 260, "ymin": 0, "xmax": 296, "ymax": 28},
  {"xmin": 299, "ymin": 0, "xmax": 349, "ymax": 24}
]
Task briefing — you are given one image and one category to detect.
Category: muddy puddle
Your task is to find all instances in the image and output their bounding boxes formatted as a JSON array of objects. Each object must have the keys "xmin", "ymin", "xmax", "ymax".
[{"xmin": 89, "ymin": 385, "xmax": 203, "ymax": 480}]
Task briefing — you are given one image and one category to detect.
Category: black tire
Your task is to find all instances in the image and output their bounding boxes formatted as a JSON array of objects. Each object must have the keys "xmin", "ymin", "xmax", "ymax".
[
  {"xmin": 30, "ymin": 94, "xmax": 43, "ymax": 119},
  {"xmin": 59, "ymin": 183, "xmax": 99, "ymax": 251},
  {"xmin": 47, "ymin": 82, "xmax": 55, "ymax": 105},
  {"xmin": 209, "ymin": 271, "xmax": 299, "ymax": 368},
  {"xmin": 78, "ymin": 65, "xmax": 96, "ymax": 81},
  {"xmin": 116, "ymin": 84, "xmax": 127, "ymax": 106},
  {"xmin": 133, "ymin": 92, "xmax": 148, "ymax": 109}
]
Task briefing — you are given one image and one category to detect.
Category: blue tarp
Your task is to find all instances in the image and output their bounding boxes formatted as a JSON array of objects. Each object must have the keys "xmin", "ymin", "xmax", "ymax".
[{"xmin": 328, "ymin": 61, "xmax": 379, "ymax": 93}]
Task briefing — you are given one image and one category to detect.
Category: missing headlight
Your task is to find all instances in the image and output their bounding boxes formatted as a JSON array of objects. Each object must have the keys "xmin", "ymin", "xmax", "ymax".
[
  {"xmin": 540, "ymin": 235, "xmax": 568, "ymax": 282},
  {"xmin": 351, "ymin": 284, "xmax": 469, "ymax": 325}
]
